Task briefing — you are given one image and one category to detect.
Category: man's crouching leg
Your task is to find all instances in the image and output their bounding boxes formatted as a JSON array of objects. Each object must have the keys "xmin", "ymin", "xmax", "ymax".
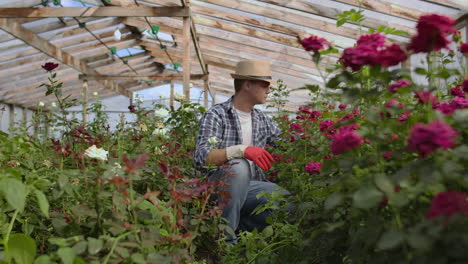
[
  {"xmin": 238, "ymin": 181, "xmax": 290, "ymax": 232},
  {"xmin": 210, "ymin": 159, "xmax": 251, "ymax": 243}
]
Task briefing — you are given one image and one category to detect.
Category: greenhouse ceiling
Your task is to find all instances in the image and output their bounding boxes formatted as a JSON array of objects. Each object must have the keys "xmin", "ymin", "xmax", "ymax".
[{"xmin": 0, "ymin": 0, "xmax": 466, "ymax": 111}]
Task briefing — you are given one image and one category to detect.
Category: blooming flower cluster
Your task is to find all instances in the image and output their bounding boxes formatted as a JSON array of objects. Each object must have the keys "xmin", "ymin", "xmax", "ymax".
[
  {"xmin": 305, "ymin": 161, "xmax": 322, "ymax": 174},
  {"xmin": 340, "ymin": 33, "xmax": 407, "ymax": 71},
  {"xmin": 154, "ymin": 108, "xmax": 170, "ymax": 119},
  {"xmin": 330, "ymin": 128, "xmax": 364, "ymax": 155},
  {"xmin": 408, "ymin": 14, "xmax": 457, "ymax": 53},
  {"xmin": 407, "ymin": 120, "xmax": 458, "ymax": 158},
  {"xmin": 299, "ymin": 35, "xmax": 329, "ymax": 52}
]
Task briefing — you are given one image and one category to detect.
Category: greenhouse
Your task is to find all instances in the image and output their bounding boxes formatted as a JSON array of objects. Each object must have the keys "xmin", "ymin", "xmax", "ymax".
[{"xmin": 0, "ymin": 0, "xmax": 467, "ymax": 263}]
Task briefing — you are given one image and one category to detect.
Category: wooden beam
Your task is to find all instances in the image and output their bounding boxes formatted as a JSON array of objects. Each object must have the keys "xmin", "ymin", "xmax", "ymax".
[
  {"xmin": 256, "ymin": 0, "xmax": 415, "ymax": 36},
  {"xmin": 0, "ymin": 18, "xmax": 131, "ymax": 98},
  {"xmin": 82, "ymin": 80, "xmax": 88, "ymax": 125},
  {"xmin": 183, "ymin": 13, "xmax": 191, "ymax": 99},
  {"xmin": 79, "ymin": 74, "xmax": 206, "ymax": 81},
  {"xmin": 331, "ymin": 0, "xmax": 422, "ymax": 21},
  {"xmin": 422, "ymin": 0, "xmax": 468, "ymax": 10},
  {"xmin": 0, "ymin": 7, "xmax": 190, "ymax": 17}
]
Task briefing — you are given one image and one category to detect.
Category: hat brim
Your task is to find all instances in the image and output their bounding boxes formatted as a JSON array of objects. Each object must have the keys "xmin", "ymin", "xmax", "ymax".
[{"xmin": 231, "ymin": 74, "xmax": 276, "ymax": 86}]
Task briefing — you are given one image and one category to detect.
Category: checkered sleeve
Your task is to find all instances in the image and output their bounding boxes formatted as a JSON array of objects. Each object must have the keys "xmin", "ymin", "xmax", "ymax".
[
  {"xmin": 264, "ymin": 114, "xmax": 282, "ymax": 146},
  {"xmin": 194, "ymin": 108, "xmax": 224, "ymax": 170}
]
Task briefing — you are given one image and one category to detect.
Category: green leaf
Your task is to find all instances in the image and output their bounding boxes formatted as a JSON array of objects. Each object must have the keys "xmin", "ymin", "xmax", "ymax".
[
  {"xmin": 320, "ymin": 47, "xmax": 339, "ymax": 55},
  {"xmin": 48, "ymin": 238, "xmax": 67, "ymax": 247},
  {"xmin": 376, "ymin": 230, "xmax": 404, "ymax": 250},
  {"xmin": 391, "ymin": 30, "xmax": 409, "ymax": 36},
  {"xmin": 159, "ymin": 229, "xmax": 169, "ymax": 236},
  {"xmin": 110, "ymin": 47, "xmax": 117, "ymax": 55},
  {"xmin": 407, "ymin": 233, "xmax": 431, "ymax": 250},
  {"xmin": 0, "ymin": 178, "xmax": 27, "ymax": 212},
  {"xmin": 173, "ymin": 62, "xmax": 180, "ymax": 70},
  {"xmin": 57, "ymin": 248, "xmax": 75, "ymax": 264},
  {"xmin": 72, "ymin": 241, "xmax": 87, "ymax": 255},
  {"xmin": 34, "ymin": 255, "xmax": 51, "ymax": 264},
  {"xmin": 374, "ymin": 174, "xmax": 393, "ymax": 194},
  {"xmin": 336, "ymin": 19, "xmax": 346, "ymax": 27},
  {"xmin": 262, "ymin": 225, "xmax": 274, "ymax": 238},
  {"xmin": 415, "ymin": 68, "xmax": 427, "ymax": 75},
  {"xmin": 151, "ymin": 25, "xmax": 160, "ymax": 35},
  {"xmin": 324, "ymin": 193, "xmax": 343, "ymax": 210},
  {"xmin": 131, "ymin": 253, "xmax": 146, "ymax": 264},
  {"xmin": 87, "ymin": 238, "xmax": 103, "ymax": 255},
  {"xmin": 304, "ymin": 84, "xmax": 320, "ymax": 93},
  {"xmin": 352, "ymin": 187, "xmax": 383, "ymax": 209},
  {"xmin": 34, "ymin": 190, "xmax": 49, "ymax": 218},
  {"xmin": 7, "ymin": 234, "xmax": 36, "ymax": 264}
]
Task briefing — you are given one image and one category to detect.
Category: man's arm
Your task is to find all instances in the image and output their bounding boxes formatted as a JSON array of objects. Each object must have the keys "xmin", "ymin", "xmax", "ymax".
[{"xmin": 205, "ymin": 149, "xmax": 228, "ymax": 166}]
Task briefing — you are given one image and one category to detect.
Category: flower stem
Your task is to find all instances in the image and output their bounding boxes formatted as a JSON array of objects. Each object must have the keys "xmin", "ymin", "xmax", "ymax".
[{"xmin": 4, "ymin": 209, "xmax": 19, "ymax": 264}]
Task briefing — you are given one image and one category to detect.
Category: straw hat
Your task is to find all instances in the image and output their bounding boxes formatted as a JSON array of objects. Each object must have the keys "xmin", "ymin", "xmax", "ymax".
[{"xmin": 230, "ymin": 60, "xmax": 275, "ymax": 85}]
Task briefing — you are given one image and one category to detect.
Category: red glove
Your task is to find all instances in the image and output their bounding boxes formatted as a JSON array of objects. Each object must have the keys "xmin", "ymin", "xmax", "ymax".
[{"xmin": 244, "ymin": 146, "xmax": 274, "ymax": 170}]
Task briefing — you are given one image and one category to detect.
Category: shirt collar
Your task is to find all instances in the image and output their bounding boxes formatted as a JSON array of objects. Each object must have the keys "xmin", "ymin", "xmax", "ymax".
[{"xmin": 223, "ymin": 96, "xmax": 259, "ymax": 115}]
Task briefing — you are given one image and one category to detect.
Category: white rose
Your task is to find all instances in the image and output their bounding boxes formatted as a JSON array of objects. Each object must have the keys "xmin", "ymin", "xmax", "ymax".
[
  {"xmin": 152, "ymin": 128, "xmax": 168, "ymax": 137},
  {"xmin": 51, "ymin": 102, "xmax": 57, "ymax": 108},
  {"xmin": 93, "ymin": 92, "xmax": 99, "ymax": 97},
  {"xmin": 174, "ymin": 93, "xmax": 185, "ymax": 102},
  {"xmin": 208, "ymin": 136, "xmax": 218, "ymax": 147},
  {"xmin": 84, "ymin": 145, "xmax": 108, "ymax": 161},
  {"xmin": 154, "ymin": 108, "xmax": 169, "ymax": 119},
  {"xmin": 38, "ymin": 102, "xmax": 45, "ymax": 107}
]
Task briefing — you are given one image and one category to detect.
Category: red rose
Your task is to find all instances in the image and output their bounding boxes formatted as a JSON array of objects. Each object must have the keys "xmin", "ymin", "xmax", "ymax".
[
  {"xmin": 460, "ymin": 43, "xmax": 468, "ymax": 54},
  {"xmin": 408, "ymin": 14, "xmax": 457, "ymax": 53},
  {"xmin": 42, "ymin": 62, "xmax": 59, "ymax": 72},
  {"xmin": 357, "ymin": 33, "xmax": 386, "ymax": 49},
  {"xmin": 300, "ymin": 35, "xmax": 328, "ymax": 52},
  {"xmin": 427, "ymin": 191, "xmax": 468, "ymax": 220},
  {"xmin": 377, "ymin": 44, "xmax": 407, "ymax": 67}
]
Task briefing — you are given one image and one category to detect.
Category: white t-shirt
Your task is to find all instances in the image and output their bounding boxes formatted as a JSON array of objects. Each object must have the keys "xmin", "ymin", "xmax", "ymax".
[{"xmin": 235, "ymin": 108, "xmax": 252, "ymax": 146}]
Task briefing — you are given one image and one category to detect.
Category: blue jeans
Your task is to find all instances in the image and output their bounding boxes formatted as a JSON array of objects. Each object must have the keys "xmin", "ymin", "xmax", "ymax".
[{"xmin": 210, "ymin": 159, "xmax": 289, "ymax": 242}]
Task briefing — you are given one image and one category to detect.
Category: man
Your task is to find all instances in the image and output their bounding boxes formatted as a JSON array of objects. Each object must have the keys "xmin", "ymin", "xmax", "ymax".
[{"xmin": 194, "ymin": 60, "xmax": 288, "ymax": 243}]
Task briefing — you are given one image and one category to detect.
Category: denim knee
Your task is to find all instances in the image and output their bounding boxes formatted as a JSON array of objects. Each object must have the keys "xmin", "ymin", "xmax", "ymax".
[{"xmin": 218, "ymin": 158, "xmax": 251, "ymax": 185}]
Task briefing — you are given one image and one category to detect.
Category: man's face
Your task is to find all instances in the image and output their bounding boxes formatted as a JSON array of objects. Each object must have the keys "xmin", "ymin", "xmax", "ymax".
[{"xmin": 247, "ymin": 80, "xmax": 271, "ymax": 104}]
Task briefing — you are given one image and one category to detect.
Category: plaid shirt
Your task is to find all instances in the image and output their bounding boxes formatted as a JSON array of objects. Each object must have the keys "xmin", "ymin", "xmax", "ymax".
[{"xmin": 194, "ymin": 97, "xmax": 282, "ymax": 181}]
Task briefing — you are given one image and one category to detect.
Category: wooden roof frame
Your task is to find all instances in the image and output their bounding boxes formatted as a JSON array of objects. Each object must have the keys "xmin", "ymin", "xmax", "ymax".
[{"xmin": 0, "ymin": 5, "xmax": 215, "ymax": 109}]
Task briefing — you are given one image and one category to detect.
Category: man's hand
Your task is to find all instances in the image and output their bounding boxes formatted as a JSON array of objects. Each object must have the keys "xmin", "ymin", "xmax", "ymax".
[{"xmin": 244, "ymin": 146, "xmax": 274, "ymax": 170}]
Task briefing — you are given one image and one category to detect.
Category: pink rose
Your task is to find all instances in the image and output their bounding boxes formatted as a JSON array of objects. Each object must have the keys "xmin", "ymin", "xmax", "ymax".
[
  {"xmin": 414, "ymin": 91, "xmax": 438, "ymax": 105},
  {"xmin": 388, "ymin": 79, "xmax": 411, "ymax": 93},
  {"xmin": 319, "ymin": 120, "xmax": 335, "ymax": 132},
  {"xmin": 305, "ymin": 161, "xmax": 322, "ymax": 174},
  {"xmin": 330, "ymin": 130, "xmax": 363, "ymax": 155},
  {"xmin": 450, "ymin": 86, "xmax": 465, "ymax": 97},
  {"xmin": 407, "ymin": 120, "xmax": 458, "ymax": 157},
  {"xmin": 450, "ymin": 96, "xmax": 468, "ymax": 109}
]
